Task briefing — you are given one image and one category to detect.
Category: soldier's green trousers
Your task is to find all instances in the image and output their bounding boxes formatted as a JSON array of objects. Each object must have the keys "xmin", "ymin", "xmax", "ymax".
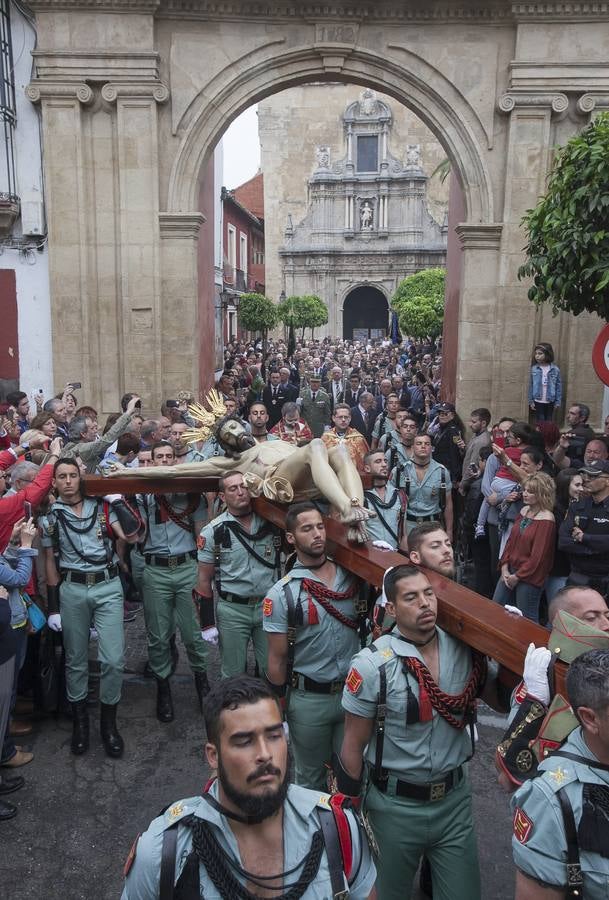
[
  {"xmin": 60, "ymin": 575, "xmax": 124, "ymax": 705},
  {"xmin": 287, "ymin": 690, "xmax": 344, "ymax": 791},
  {"xmin": 217, "ymin": 598, "xmax": 267, "ymax": 678},
  {"xmin": 130, "ymin": 547, "xmax": 146, "ymax": 591},
  {"xmin": 142, "ymin": 560, "xmax": 208, "ymax": 679},
  {"xmin": 364, "ymin": 774, "xmax": 481, "ymax": 900}
]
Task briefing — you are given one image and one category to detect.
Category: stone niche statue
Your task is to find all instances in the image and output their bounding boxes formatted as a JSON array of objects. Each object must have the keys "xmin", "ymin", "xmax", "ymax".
[
  {"xmin": 315, "ymin": 145, "xmax": 330, "ymax": 169},
  {"xmin": 360, "ymin": 200, "xmax": 373, "ymax": 230},
  {"xmin": 405, "ymin": 143, "xmax": 422, "ymax": 169}
]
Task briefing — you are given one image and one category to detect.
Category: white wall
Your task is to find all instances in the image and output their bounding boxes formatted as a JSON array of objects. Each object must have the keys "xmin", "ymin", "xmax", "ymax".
[{"xmin": 2, "ymin": 2, "xmax": 52, "ymax": 396}]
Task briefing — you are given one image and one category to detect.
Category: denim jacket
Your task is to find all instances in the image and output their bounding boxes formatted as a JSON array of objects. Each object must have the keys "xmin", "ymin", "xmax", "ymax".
[
  {"xmin": 0, "ymin": 548, "xmax": 37, "ymax": 628},
  {"xmin": 528, "ymin": 363, "xmax": 562, "ymax": 405}
]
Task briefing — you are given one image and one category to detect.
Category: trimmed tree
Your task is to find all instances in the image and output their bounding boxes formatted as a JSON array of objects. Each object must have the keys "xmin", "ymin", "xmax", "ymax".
[
  {"xmin": 392, "ymin": 268, "xmax": 446, "ymax": 339},
  {"xmin": 277, "ymin": 294, "xmax": 328, "ymax": 338},
  {"xmin": 518, "ymin": 112, "xmax": 609, "ymax": 320},
  {"xmin": 238, "ymin": 292, "xmax": 279, "ymax": 356}
]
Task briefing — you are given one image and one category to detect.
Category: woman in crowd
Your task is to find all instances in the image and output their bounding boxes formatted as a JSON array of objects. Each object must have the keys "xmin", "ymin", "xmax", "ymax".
[
  {"xmin": 545, "ymin": 468, "xmax": 584, "ymax": 601},
  {"xmin": 493, "ymin": 472, "xmax": 556, "ymax": 622},
  {"xmin": 29, "ymin": 412, "xmax": 58, "ymax": 440}
]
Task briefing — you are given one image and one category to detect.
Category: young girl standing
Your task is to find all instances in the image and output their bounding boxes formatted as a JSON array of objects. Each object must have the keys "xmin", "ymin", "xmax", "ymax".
[{"xmin": 528, "ymin": 342, "xmax": 562, "ymax": 422}]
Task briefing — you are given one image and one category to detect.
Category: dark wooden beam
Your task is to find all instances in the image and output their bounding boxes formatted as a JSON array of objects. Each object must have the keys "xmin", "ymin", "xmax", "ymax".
[{"xmin": 83, "ymin": 474, "xmax": 568, "ymax": 694}]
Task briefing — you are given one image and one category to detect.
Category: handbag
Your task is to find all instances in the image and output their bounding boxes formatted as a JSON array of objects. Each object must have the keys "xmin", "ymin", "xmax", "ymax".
[{"xmin": 25, "ymin": 595, "xmax": 47, "ymax": 633}]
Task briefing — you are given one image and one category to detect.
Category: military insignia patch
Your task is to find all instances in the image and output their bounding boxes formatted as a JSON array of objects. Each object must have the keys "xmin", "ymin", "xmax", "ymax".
[
  {"xmin": 380, "ymin": 647, "xmax": 393, "ymax": 660},
  {"xmin": 513, "ymin": 807, "xmax": 533, "ymax": 844},
  {"xmin": 263, "ymin": 598, "xmax": 273, "ymax": 617},
  {"xmin": 549, "ymin": 767, "xmax": 569, "ymax": 787},
  {"xmin": 197, "ymin": 535, "xmax": 206, "ymax": 550},
  {"xmin": 123, "ymin": 834, "xmax": 140, "ymax": 877},
  {"xmin": 346, "ymin": 667, "xmax": 363, "ymax": 695},
  {"xmin": 167, "ymin": 802, "xmax": 184, "ymax": 822}
]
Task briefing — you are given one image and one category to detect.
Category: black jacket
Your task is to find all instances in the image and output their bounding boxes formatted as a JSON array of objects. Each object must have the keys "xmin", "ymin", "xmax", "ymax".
[{"xmin": 558, "ymin": 495, "xmax": 609, "ymax": 577}]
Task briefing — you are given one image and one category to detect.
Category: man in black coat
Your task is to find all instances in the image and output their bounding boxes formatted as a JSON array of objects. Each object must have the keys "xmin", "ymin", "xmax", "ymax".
[
  {"xmin": 350, "ymin": 392, "xmax": 377, "ymax": 444},
  {"xmin": 262, "ymin": 371, "xmax": 292, "ymax": 428}
]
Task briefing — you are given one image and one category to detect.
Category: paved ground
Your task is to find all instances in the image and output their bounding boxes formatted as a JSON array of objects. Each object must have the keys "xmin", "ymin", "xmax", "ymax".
[{"xmin": 1, "ymin": 613, "xmax": 515, "ymax": 899}]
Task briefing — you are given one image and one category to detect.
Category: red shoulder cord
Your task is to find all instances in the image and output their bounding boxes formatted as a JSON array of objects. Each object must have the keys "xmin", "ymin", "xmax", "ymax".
[
  {"xmin": 403, "ymin": 652, "xmax": 487, "ymax": 727},
  {"xmin": 301, "ymin": 578, "xmax": 360, "ymax": 630},
  {"xmin": 329, "ymin": 794, "xmax": 353, "ymax": 880}
]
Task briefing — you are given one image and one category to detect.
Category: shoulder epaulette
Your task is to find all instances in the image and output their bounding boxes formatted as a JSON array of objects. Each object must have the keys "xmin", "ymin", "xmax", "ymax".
[
  {"xmin": 280, "ymin": 573, "xmax": 292, "ymax": 585},
  {"xmin": 161, "ymin": 799, "xmax": 197, "ymax": 828}
]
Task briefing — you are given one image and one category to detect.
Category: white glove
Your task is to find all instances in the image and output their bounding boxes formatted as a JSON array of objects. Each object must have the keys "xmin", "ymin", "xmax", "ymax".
[
  {"xmin": 372, "ymin": 540, "xmax": 396, "ymax": 552},
  {"xmin": 48, "ymin": 613, "xmax": 62, "ymax": 632},
  {"xmin": 201, "ymin": 626, "xmax": 219, "ymax": 645},
  {"xmin": 504, "ymin": 605, "xmax": 524, "ymax": 617},
  {"xmin": 523, "ymin": 642, "xmax": 552, "ymax": 705},
  {"xmin": 102, "ymin": 493, "xmax": 123, "ymax": 504}
]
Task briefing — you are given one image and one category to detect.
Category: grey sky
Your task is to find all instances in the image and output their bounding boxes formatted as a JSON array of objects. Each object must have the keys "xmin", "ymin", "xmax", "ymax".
[{"xmin": 222, "ymin": 105, "xmax": 261, "ymax": 190}]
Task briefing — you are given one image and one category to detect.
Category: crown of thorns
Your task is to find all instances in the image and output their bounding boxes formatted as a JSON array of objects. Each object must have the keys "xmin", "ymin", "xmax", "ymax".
[{"xmin": 182, "ymin": 390, "xmax": 227, "ymax": 445}]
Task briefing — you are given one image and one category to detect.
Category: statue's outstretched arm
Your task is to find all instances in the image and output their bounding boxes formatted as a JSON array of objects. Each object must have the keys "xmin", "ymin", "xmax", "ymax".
[{"xmin": 105, "ymin": 457, "xmax": 238, "ymax": 479}]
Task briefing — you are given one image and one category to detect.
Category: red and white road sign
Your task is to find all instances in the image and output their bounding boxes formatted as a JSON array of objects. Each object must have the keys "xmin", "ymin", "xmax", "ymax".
[{"xmin": 592, "ymin": 323, "xmax": 609, "ymax": 387}]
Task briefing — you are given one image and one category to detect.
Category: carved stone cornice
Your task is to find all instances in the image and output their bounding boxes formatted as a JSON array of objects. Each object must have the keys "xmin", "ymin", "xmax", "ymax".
[
  {"xmin": 25, "ymin": 81, "xmax": 94, "ymax": 105},
  {"xmin": 29, "ymin": 0, "xmax": 159, "ymax": 10},
  {"xmin": 101, "ymin": 82, "xmax": 170, "ymax": 103},
  {"xmin": 577, "ymin": 93, "xmax": 609, "ymax": 113},
  {"xmin": 455, "ymin": 224, "xmax": 503, "ymax": 250},
  {"xmin": 159, "ymin": 212, "xmax": 205, "ymax": 239},
  {"xmin": 32, "ymin": 51, "xmax": 160, "ymax": 82},
  {"xmin": 497, "ymin": 92, "xmax": 568, "ymax": 114},
  {"xmin": 511, "ymin": 1, "xmax": 609, "ymax": 21}
]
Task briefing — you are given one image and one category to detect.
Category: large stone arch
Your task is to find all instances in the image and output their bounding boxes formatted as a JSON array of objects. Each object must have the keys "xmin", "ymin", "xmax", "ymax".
[{"xmin": 168, "ymin": 45, "xmax": 494, "ymax": 225}]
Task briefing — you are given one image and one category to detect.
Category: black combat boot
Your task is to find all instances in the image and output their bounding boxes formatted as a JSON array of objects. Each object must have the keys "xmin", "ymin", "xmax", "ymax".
[
  {"xmin": 100, "ymin": 703, "xmax": 124, "ymax": 758},
  {"xmin": 193, "ymin": 671, "xmax": 210, "ymax": 712},
  {"xmin": 71, "ymin": 699, "xmax": 89, "ymax": 755},
  {"xmin": 156, "ymin": 677, "xmax": 174, "ymax": 723}
]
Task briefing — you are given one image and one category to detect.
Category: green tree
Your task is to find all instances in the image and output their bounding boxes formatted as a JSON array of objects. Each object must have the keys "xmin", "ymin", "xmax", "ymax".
[
  {"xmin": 396, "ymin": 296, "xmax": 444, "ymax": 339},
  {"xmin": 518, "ymin": 112, "xmax": 609, "ymax": 320},
  {"xmin": 392, "ymin": 268, "xmax": 446, "ymax": 338},
  {"xmin": 277, "ymin": 294, "xmax": 328, "ymax": 338},
  {"xmin": 238, "ymin": 292, "xmax": 279, "ymax": 355}
]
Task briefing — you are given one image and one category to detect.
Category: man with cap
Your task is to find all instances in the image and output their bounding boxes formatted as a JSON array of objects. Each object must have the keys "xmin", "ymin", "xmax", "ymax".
[
  {"xmin": 558, "ymin": 459, "xmax": 609, "ymax": 598},
  {"xmin": 300, "ymin": 375, "xmax": 331, "ymax": 438},
  {"xmin": 432, "ymin": 402, "xmax": 465, "ymax": 487},
  {"xmin": 510, "ymin": 649, "xmax": 609, "ymax": 899}
]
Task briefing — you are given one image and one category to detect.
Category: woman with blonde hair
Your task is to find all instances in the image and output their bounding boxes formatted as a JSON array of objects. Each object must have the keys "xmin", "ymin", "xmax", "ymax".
[{"xmin": 493, "ymin": 471, "xmax": 556, "ymax": 622}]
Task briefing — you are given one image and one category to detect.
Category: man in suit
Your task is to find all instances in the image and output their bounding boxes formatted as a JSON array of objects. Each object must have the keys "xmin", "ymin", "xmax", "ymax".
[
  {"xmin": 344, "ymin": 370, "xmax": 365, "ymax": 408},
  {"xmin": 374, "ymin": 377, "xmax": 394, "ymax": 417},
  {"xmin": 350, "ymin": 392, "xmax": 377, "ymax": 444},
  {"xmin": 278, "ymin": 367, "xmax": 298, "ymax": 402},
  {"xmin": 391, "ymin": 374, "xmax": 412, "ymax": 410},
  {"xmin": 300, "ymin": 374, "xmax": 331, "ymax": 438},
  {"xmin": 327, "ymin": 366, "xmax": 346, "ymax": 412},
  {"xmin": 262, "ymin": 371, "xmax": 291, "ymax": 428}
]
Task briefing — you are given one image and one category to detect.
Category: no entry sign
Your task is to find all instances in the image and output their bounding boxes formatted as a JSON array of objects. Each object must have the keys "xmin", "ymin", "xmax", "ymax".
[{"xmin": 592, "ymin": 323, "xmax": 609, "ymax": 387}]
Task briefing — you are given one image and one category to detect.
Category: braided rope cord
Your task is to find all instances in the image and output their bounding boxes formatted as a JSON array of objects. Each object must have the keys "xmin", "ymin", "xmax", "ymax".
[
  {"xmin": 301, "ymin": 578, "xmax": 360, "ymax": 630},
  {"xmin": 155, "ymin": 494, "xmax": 200, "ymax": 532},
  {"xmin": 403, "ymin": 652, "xmax": 487, "ymax": 730},
  {"xmin": 188, "ymin": 816, "xmax": 325, "ymax": 899}
]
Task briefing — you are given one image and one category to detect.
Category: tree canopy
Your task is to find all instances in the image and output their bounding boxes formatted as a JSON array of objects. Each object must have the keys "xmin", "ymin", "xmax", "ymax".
[
  {"xmin": 237, "ymin": 292, "xmax": 279, "ymax": 334},
  {"xmin": 392, "ymin": 268, "xmax": 446, "ymax": 338},
  {"xmin": 277, "ymin": 294, "xmax": 328, "ymax": 337},
  {"xmin": 518, "ymin": 112, "xmax": 609, "ymax": 321}
]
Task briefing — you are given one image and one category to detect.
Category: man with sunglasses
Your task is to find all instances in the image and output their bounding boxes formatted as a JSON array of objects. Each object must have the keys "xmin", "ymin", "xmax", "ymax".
[{"xmin": 558, "ymin": 459, "xmax": 609, "ymax": 599}]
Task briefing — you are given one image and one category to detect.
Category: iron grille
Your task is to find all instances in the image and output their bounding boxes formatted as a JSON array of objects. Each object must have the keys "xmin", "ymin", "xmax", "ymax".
[{"xmin": 0, "ymin": 0, "xmax": 17, "ymax": 202}]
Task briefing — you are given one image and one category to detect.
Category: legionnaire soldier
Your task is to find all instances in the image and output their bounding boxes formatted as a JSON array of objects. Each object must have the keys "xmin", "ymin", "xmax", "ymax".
[
  {"xmin": 384, "ymin": 414, "xmax": 418, "ymax": 471},
  {"xmin": 263, "ymin": 502, "xmax": 368, "ymax": 790},
  {"xmin": 195, "ymin": 471, "xmax": 282, "ymax": 679},
  {"xmin": 40, "ymin": 458, "xmax": 142, "ymax": 757},
  {"xmin": 136, "ymin": 441, "xmax": 210, "ymax": 723},
  {"xmin": 395, "ymin": 433, "xmax": 453, "ymax": 540},
  {"xmin": 511, "ymin": 650, "xmax": 609, "ymax": 900},
  {"xmin": 362, "ymin": 450, "xmax": 408, "ymax": 551},
  {"xmin": 248, "ymin": 401, "xmax": 280, "ymax": 444},
  {"xmin": 121, "ymin": 676, "xmax": 376, "ymax": 900},
  {"xmin": 337, "ymin": 565, "xmax": 505, "ymax": 900},
  {"xmin": 370, "ymin": 393, "xmax": 400, "ymax": 450}
]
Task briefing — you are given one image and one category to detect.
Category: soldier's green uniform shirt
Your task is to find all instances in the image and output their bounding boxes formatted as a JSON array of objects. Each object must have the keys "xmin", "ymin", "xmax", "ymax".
[
  {"xmin": 371, "ymin": 413, "xmax": 397, "ymax": 441},
  {"xmin": 197, "ymin": 511, "xmax": 278, "ymax": 598},
  {"xmin": 511, "ymin": 728, "xmax": 609, "ymax": 897},
  {"xmin": 40, "ymin": 498, "xmax": 120, "ymax": 569},
  {"xmin": 363, "ymin": 484, "xmax": 404, "ymax": 547},
  {"xmin": 263, "ymin": 563, "xmax": 361, "ymax": 682},
  {"xmin": 393, "ymin": 458, "xmax": 451, "ymax": 529},
  {"xmin": 385, "ymin": 439, "xmax": 413, "ymax": 471},
  {"xmin": 137, "ymin": 494, "xmax": 207, "ymax": 555},
  {"xmin": 342, "ymin": 627, "xmax": 478, "ymax": 781},
  {"xmin": 121, "ymin": 782, "xmax": 376, "ymax": 900}
]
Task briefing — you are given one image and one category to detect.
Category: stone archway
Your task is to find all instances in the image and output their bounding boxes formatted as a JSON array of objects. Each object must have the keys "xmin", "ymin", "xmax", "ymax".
[
  {"xmin": 342, "ymin": 286, "xmax": 389, "ymax": 341},
  {"xmin": 27, "ymin": 1, "xmax": 607, "ymax": 424}
]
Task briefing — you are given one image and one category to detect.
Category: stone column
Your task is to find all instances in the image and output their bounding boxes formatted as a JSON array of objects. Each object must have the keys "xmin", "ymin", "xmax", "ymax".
[{"xmin": 25, "ymin": 82, "xmax": 94, "ymax": 398}]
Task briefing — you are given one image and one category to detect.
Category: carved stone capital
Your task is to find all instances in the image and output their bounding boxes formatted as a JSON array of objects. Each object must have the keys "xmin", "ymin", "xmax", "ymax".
[
  {"xmin": 159, "ymin": 212, "xmax": 205, "ymax": 239},
  {"xmin": 498, "ymin": 92, "xmax": 568, "ymax": 115},
  {"xmin": 455, "ymin": 224, "xmax": 503, "ymax": 250},
  {"xmin": 577, "ymin": 93, "xmax": 609, "ymax": 114},
  {"xmin": 101, "ymin": 81, "xmax": 170, "ymax": 104},
  {"xmin": 26, "ymin": 81, "xmax": 94, "ymax": 105}
]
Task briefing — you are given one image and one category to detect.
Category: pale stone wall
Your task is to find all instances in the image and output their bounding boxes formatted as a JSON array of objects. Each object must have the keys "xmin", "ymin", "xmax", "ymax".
[{"xmin": 259, "ymin": 84, "xmax": 449, "ymax": 306}]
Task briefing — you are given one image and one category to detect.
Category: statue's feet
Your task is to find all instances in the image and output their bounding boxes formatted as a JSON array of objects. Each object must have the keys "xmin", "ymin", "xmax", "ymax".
[
  {"xmin": 339, "ymin": 499, "xmax": 375, "ymax": 525},
  {"xmin": 347, "ymin": 522, "xmax": 369, "ymax": 544},
  {"xmin": 103, "ymin": 463, "xmax": 126, "ymax": 477}
]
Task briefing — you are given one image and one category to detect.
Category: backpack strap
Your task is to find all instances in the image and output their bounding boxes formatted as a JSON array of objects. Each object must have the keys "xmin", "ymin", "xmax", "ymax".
[
  {"xmin": 369, "ymin": 645, "xmax": 388, "ymax": 790},
  {"xmin": 555, "ymin": 787, "xmax": 584, "ymax": 899},
  {"xmin": 285, "ymin": 581, "xmax": 297, "ymax": 694},
  {"xmin": 160, "ymin": 825, "xmax": 178, "ymax": 900}
]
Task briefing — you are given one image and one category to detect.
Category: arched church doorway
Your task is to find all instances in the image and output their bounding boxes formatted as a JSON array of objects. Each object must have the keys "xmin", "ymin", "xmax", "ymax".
[{"xmin": 343, "ymin": 286, "xmax": 388, "ymax": 341}]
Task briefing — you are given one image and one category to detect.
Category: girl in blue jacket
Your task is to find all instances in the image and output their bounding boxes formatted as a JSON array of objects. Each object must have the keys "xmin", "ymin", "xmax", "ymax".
[{"xmin": 528, "ymin": 342, "xmax": 562, "ymax": 422}]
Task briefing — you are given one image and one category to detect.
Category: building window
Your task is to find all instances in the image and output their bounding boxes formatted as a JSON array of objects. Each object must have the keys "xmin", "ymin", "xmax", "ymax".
[
  {"xmin": 240, "ymin": 233, "xmax": 247, "ymax": 278},
  {"xmin": 227, "ymin": 224, "xmax": 236, "ymax": 269},
  {"xmin": 356, "ymin": 135, "xmax": 378, "ymax": 173},
  {"xmin": 0, "ymin": 0, "xmax": 17, "ymax": 202}
]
